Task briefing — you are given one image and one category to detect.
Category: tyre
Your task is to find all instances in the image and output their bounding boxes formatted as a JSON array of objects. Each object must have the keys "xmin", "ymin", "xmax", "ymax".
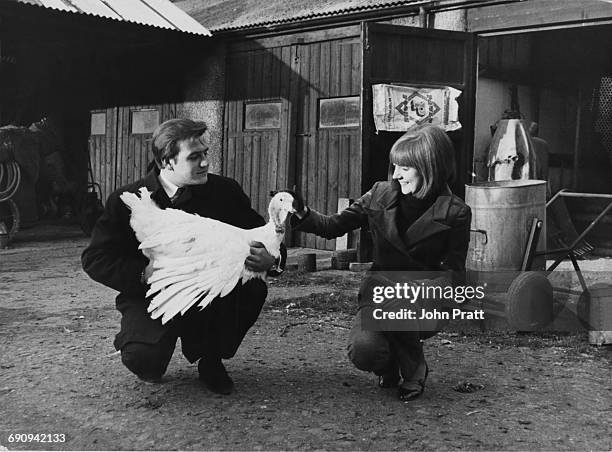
[{"xmin": 506, "ymin": 272, "xmax": 553, "ymax": 331}]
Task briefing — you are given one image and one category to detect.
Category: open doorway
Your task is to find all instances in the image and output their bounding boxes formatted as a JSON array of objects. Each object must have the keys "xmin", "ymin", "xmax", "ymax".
[
  {"xmin": 475, "ymin": 25, "xmax": 612, "ymax": 193},
  {"xmin": 475, "ymin": 25, "xmax": 612, "ymax": 255}
]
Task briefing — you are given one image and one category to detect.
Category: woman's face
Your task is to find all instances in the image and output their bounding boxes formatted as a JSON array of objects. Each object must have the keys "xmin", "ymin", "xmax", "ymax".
[{"xmin": 392, "ymin": 164, "xmax": 421, "ymax": 195}]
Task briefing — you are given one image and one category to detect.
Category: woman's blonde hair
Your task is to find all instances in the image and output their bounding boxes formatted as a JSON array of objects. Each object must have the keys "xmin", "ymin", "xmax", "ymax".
[{"xmin": 389, "ymin": 125, "xmax": 456, "ymax": 198}]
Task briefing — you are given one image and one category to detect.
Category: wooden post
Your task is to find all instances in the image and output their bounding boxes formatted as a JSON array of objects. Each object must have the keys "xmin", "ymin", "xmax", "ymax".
[
  {"xmin": 332, "ymin": 249, "xmax": 357, "ymax": 270},
  {"xmin": 587, "ymin": 283, "xmax": 612, "ymax": 346},
  {"xmin": 572, "ymin": 88, "xmax": 582, "ymax": 191},
  {"xmin": 335, "ymin": 197, "xmax": 352, "ymax": 250},
  {"xmin": 359, "ymin": 22, "xmax": 372, "ymax": 263},
  {"xmin": 298, "ymin": 253, "xmax": 316, "ymax": 272}
]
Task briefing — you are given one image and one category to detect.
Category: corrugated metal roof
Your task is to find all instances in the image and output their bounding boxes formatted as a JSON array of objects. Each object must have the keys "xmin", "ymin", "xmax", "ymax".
[
  {"xmin": 11, "ymin": 0, "xmax": 212, "ymax": 35},
  {"xmin": 175, "ymin": 0, "xmax": 427, "ymax": 32}
]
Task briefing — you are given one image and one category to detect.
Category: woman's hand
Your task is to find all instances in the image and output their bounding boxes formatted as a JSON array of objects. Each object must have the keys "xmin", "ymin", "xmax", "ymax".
[{"xmin": 279, "ymin": 189, "xmax": 307, "ymax": 218}]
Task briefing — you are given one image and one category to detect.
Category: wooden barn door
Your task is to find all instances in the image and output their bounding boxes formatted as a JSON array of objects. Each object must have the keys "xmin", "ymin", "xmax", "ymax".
[
  {"xmin": 89, "ymin": 104, "xmax": 179, "ymax": 204},
  {"xmin": 224, "ymin": 39, "xmax": 362, "ymax": 250},
  {"xmin": 293, "ymin": 38, "xmax": 362, "ymax": 250},
  {"xmin": 224, "ymin": 26, "xmax": 475, "ymax": 252},
  {"xmin": 361, "ymin": 23, "xmax": 477, "ymax": 199},
  {"xmin": 224, "ymin": 47, "xmax": 299, "ymax": 218},
  {"xmin": 89, "ymin": 108, "xmax": 118, "ymax": 203},
  {"xmin": 115, "ymin": 104, "xmax": 178, "ymax": 188}
]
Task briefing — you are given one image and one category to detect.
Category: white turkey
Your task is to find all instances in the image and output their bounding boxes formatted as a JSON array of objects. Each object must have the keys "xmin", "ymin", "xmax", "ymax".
[{"xmin": 119, "ymin": 188, "xmax": 296, "ymax": 324}]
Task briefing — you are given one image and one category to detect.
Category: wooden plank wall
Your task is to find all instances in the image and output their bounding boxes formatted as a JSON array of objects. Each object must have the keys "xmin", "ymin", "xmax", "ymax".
[
  {"xmin": 295, "ymin": 38, "xmax": 362, "ymax": 250},
  {"xmin": 89, "ymin": 103, "xmax": 178, "ymax": 204},
  {"xmin": 478, "ymin": 34, "xmax": 532, "ymax": 77},
  {"xmin": 468, "ymin": 0, "xmax": 612, "ymax": 33},
  {"xmin": 369, "ymin": 31, "xmax": 467, "ymax": 84},
  {"xmin": 89, "ymin": 107, "xmax": 117, "ymax": 203},
  {"xmin": 224, "ymin": 47, "xmax": 294, "ymax": 218},
  {"xmin": 363, "ymin": 24, "xmax": 476, "ymax": 199},
  {"xmin": 225, "ymin": 36, "xmax": 362, "ymax": 250}
]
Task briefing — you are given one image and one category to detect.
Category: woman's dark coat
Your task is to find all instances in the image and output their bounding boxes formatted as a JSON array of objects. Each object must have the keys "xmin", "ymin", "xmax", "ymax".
[{"xmin": 293, "ymin": 180, "xmax": 471, "ymax": 333}]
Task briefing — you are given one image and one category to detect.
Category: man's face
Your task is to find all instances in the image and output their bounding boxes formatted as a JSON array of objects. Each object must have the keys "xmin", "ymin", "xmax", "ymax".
[{"xmin": 164, "ymin": 136, "xmax": 209, "ymax": 186}]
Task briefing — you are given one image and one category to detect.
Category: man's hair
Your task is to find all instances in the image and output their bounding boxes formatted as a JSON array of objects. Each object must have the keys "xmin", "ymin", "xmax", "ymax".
[
  {"xmin": 151, "ymin": 119, "xmax": 207, "ymax": 167},
  {"xmin": 388, "ymin": 125, "xmax": 456, "ymax": 199}
]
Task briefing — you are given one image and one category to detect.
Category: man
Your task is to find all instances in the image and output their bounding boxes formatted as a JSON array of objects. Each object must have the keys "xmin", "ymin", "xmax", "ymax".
[{"xmin": 82, "ymin": 118, "xmax": 283, "ymax": 395}]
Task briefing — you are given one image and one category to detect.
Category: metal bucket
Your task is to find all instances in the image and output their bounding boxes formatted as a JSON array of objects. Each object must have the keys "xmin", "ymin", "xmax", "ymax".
[{"xmin": 466, "ymin": 180, "xmax": 547, "ymax": 273}]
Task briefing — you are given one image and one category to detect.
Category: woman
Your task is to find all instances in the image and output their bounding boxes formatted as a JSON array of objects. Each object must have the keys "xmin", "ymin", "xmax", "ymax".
[{"xmin": 290, "ymin": 125, "xmax": 471, "ymax": 401}]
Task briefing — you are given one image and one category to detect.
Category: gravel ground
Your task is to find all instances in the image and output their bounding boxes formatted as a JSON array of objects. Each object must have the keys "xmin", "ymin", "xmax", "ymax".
[{"xmin": 0, "ymin": 232, "xmax": 611, "ymax": 451}]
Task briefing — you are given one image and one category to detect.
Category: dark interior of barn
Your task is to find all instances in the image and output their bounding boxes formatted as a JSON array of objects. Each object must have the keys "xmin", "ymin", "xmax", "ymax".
[
  {"xmin": 476, "ymin": 24, "xmax": 612, "ymax": 254},
  {"xmin": 0, "ymin": 2, "xmax": 210, "ymax": 230},
  {"xmin": 476, "ymin": 25, "xmax": 612, "ymax": 194}
]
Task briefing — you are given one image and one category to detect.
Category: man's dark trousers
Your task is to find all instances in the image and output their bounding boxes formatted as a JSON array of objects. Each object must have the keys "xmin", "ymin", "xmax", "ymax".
[{"xmin": 120, "ymin": 279, "xmax": 267, "ymax": 379}]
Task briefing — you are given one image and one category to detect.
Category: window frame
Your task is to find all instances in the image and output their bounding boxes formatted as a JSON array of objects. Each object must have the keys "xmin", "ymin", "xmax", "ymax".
[
  {"xmin": 130, "ymin": 108, "xmax": 160, "ymax": 135},
  {"xmin": 90, "ymin": 111, "xmax": 107, "ymax": 136},
  {"xmin": 243, "ymin": 100, "xmax": 283, "ymax": 131},
  {"xmin": 318, "ymin": 96, "xmax": 361, "ymax": 129}
]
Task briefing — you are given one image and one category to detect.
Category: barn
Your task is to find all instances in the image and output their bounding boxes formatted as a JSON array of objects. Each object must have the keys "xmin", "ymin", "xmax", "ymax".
[
  {"xmin": 175, "ymin": 0, "xmax": 612, "ymax": 256},
  {"xmin": 174, "ymin": 0, "xmax": 478, "ymax": 256},
  {"xmin": 2, "ymin": 0, "xmax": 611, "ymax": 257}
]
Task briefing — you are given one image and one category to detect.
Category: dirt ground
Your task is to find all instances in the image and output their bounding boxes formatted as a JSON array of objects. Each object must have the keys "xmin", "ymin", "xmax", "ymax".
[{"xmin": 1, "ymin": 228, "xmax": 611, "ymax": 451}]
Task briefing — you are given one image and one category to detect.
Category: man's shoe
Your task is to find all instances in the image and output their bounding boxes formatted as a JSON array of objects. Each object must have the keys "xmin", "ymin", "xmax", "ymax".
[
  {"xmin": 137, "ymin": 373, "xmax": 163, "ymax": 384},
  {"xmin": 198, "ymin": 357, "xmax": 234, "ymax": 395}
]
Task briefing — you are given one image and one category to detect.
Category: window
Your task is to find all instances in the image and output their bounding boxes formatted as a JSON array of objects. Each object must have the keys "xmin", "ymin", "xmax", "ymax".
[
  {"xmin": 90, "ymin": 112, "xmax": 106, "ymax": 136},
  {"xmin": 319, "ymin": 96, "xmax": 360, "ymax": 128},
  {"xmin": 244, "ymin": 102, "xmax": 282, "ymax": 130},
  {"xmin": 131, "ymin": 109, "xmax": 160, "ymax": 134}
]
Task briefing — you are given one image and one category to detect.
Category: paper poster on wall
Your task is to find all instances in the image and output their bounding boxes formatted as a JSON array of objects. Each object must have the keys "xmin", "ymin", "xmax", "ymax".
[{"xmin": 372, "ymin": 84, "xmax": 462, "ymax": 132}]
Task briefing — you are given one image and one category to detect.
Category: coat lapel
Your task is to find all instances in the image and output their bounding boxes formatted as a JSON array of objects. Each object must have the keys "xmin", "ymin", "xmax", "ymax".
[
  {"xmin": 403, "ymin": 186, "xmax": 453, "ymax": 247},
  {"xmin": 369, "ymin": 183, "xmax": 454, "ymax": 255},
  {"xmin": 143, "ymin": 170, "xmax": 172, "ymax": 208},
  {"xmin": 369, "ymin": 185, "xmax": 410, "ymax": 255}
]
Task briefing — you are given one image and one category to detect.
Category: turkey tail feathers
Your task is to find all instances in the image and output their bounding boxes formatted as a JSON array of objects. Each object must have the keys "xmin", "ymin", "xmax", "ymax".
[{"xmin": 146, "ymin": 263, "xmax": 256, "ymax": 325}]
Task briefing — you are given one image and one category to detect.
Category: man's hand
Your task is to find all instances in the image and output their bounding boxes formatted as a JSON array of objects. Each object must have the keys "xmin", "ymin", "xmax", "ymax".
[
  {"xmin": 278, "ymin": 189, "xmax": 307, "ymax": 219},
  {"xmin": 245, "ymin": 241, "xmax": 276, "ymax": 272}
]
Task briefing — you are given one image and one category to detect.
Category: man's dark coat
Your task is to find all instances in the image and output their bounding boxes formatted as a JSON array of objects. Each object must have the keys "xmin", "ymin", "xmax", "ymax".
[{"xmin": 82, "ymin": 170, "xmax": 266, "ymax": 349}]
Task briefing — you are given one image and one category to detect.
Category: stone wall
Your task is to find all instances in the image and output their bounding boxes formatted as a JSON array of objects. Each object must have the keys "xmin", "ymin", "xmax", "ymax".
[{"xmin": 179, "ymin": 43, "xmax": 227, "ymax": 174}]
